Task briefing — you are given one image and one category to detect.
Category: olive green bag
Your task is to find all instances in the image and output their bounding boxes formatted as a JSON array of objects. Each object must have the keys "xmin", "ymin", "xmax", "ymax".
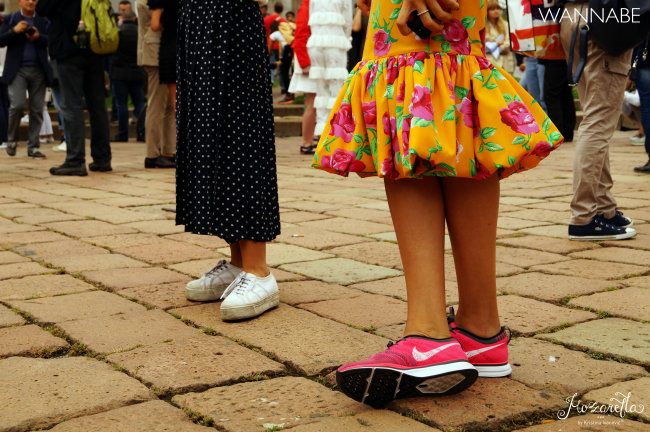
[{"xmin": 80, "ymin": 0, "xmax": 119, "ymax": 55}]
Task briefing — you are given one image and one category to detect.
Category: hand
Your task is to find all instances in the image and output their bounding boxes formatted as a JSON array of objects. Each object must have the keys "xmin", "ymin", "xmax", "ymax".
[
  {"xmin": 26, "ymin": 27, "xmax": 39, "ymax": 41},
  {"xmin": 519, "ymin": 63, "xmax": 526, "ymax": 72},
  {"xmin": 397, "ymin": 0, "xmax": 459, "ymax": 37},
  {"xmin": 13, "ymin": 21, "xmax": 28, "ymax": 34},
  {"xmin": 302, "ymin": 65, "xmax": 310, "ymax": 76},
  {"xmin": 357, "ymin": 0, "xmax": 371, "ymax": 16}
]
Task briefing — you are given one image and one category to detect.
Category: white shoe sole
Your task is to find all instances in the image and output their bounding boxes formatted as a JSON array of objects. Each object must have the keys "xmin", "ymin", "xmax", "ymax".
[
  {"xmin": 185, "ymin": 286, "xmax": 227, "ymax": 302},
  {"xmin": 475, "ymin": 363, "xmax": 512, "ymax": 377},
  {"xmin": 569, "ymin": 230, "xmax": 637, "ymax": 241},
  {"xmin": 220, "ymin": 292, "xmax": 280, "ymax": 321}
]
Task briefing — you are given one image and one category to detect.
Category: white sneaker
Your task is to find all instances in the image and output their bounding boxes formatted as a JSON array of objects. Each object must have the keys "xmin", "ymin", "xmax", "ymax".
[
  {"xmin": 220, "ymin": 272, "xmax": 280, "ymax": 321},
  {"xmin": 629, "ymin": 135, "xmax": 645, "ymax": 145},
  {"xmin": 20, "ymin": 115, "xmax": 29, "ymax": 124},
  {"xmin": 52, "ymin": 141, "xmax": 67, "ymax": 152},
  {"xmin": 0, "ymin": 142, "xmax": 6, "ymax": 149},
  {"xmin": 185, "ymin": 259, "xmax": 242, "ymax": 301}
]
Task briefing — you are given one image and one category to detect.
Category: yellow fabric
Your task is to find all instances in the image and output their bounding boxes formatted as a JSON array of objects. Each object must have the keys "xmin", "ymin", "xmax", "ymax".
[{"xmin": 312, "ymin": 0, "xmax": 563, "ymax": 180}]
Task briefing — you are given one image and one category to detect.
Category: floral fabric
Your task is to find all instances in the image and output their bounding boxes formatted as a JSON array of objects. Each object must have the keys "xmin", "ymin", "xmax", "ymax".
[{"xmin": 312, "ymin": 0, "xmax": 563, "ymax": 180}]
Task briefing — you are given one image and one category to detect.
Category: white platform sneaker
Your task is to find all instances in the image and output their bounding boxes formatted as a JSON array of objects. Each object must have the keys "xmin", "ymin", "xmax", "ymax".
[
  {"xmin": 220, "ymin": 272, "xmax": 280, "ymax": 321},
  {"xmin": 185, "ymin": 260, "xmax": 242, "ymax": 301}
]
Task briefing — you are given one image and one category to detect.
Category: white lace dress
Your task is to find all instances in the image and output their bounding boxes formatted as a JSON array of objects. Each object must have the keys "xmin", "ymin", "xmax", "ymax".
[{"xmin": 307, "ymin": 0, "xmax": 353, "ymax": 135}]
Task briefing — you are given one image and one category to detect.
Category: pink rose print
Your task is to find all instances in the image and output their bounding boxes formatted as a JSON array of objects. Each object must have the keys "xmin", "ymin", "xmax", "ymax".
[
  {"xmin": 329, "ymin": 103, "xmax": 356, "ymax": 142},
  {"xmin": 398, "ymin": 53, "xmax": 407, "ymax": 69},
  {"xmin": 364, "ymin": 62, "xmax": 379, "ymax": 90},
  {"xmin": 477, "ymin": 56, "xmax": 493, "ymax": 70},
  {"xmin": 531, "ymin": 141, "xmax": 552, "ymax": 158},
  {"xmin": 374, "ymin": 30, "xmax": 392, "ymax": 56},
  {"xmin": 456, "ymin": 139, "xmax": 463, "ymax": 163},
  {"xmin": 449, "ymin": 55, "xmax": 458, "ymax": 77},
  {"xmin": 397, "ymin": 81, "xmax": 406, "ymax": 103},
  {"xmin": 475, "ymin": 161, "xmax": 491, "ymax": 179},
  {"xmin": 381, "ymin": 157, "xmax": 399, "ymax": 179},
  {"xmin": 409, "ymin": 85, "xmax": 434, "ymax": 121},
  {"xmin": 407, "ymin": 51, "xmax": 429, "ymax": 67},
  {"xmin": 323, "ymin": 148, "xmax": 365, "ymax": 174},
  {"xmin": 460, "ymin": 94, "xmax": 480, "ymax": 137},
  {"xmin": 434, "ymin": 53, "xmax": 443, "ymax": 69},
  {"xmin": 383, "ymin": 113, "xmax": 399, "ymax": 155},
  {"xmin": 480, "ymin": 28, "xmax": 486, "ymax": 46},
  {"xmin": 402, "ymin": 117, "xmax": 411, "ymax": 154},
  {"xmin": 442, "ymin": 19, "xmax": 468, "ymax": 42},
  {"xmin": 451, "ymin": 39, "xmax": 471, "ymax": 55},
  {"xmin": 499, "ymin": 101, "xmax": 540, "ymax": 134},
  {"xmin": 362, "ymin": 101, "xmax": 377, "ymax": 128},
  {"xmin": 386, "ymin": 56, "xmax": 399, "ymax": 85}
]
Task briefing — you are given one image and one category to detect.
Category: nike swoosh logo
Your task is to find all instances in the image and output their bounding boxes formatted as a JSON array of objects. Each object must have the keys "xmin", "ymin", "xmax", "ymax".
[
  {"xmin": 465, "ymin": 343, "xmax": 505, "ymax": 358},
  {"xmin": 412, "ymin": 343, "xmax": 457, "ymax": 362}
]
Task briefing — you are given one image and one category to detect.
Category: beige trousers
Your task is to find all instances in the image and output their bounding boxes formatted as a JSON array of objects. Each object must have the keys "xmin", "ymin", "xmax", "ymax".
[
  {"xmin": 144, "ymin": 66, "xmax": 176, "ymax": 159},
  {"xmin": 560, "ymin": 3, "xmax": 632, "ymax": 225}
]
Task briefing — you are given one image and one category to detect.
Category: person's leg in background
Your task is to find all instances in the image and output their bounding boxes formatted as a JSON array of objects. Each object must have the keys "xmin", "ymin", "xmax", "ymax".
[
  {"xmin": 6, "ymin": 68, "xmax": 28, "ymax": 156},
  {"xmin": 112, "ymin": 79, "xmax": 130, "ymax": 141},
  {"xmin": 634, "ymin": 66, "xmax": 650, "ymax": 173},
  {"xmin": 83, "ymin": 55, "xmax": 112, "ymax": 168},
  {"xmin": 0, "ymin": 79, "xmax": 9, "ymax": 148},
  {"xmin": 25, "ymin": 68, "xmax": 46, "ymax": 156}
]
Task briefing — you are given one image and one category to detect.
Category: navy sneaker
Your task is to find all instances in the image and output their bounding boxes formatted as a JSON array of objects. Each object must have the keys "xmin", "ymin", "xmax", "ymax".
[
  {"xmin": 569, "ymin": 215, "xmax": 636, "ymax": 241},
  {"xmin": 602, "ymin": 209, "xmax": 633, "ymax": 228}
]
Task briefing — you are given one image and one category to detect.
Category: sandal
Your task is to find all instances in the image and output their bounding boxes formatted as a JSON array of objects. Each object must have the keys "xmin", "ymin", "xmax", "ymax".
[{"xmin": 300, "ymin": 145, "xmax": 316, "ymax": 154}]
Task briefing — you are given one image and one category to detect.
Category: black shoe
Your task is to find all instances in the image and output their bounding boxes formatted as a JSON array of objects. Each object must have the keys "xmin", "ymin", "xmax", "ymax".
[
  {"xmin": 568, "ymin": 215, "xmax": 636, "ymax": 241},
  {"xmin": 88, "ymin": 161, "xmax": 112, "ymax": 172},
  {"xmin": 28, "ymin": 149, "xmax": 46, "ymax": 159},
  {"xmin": 110, "ymin": 136, "xmax": 128, "ymax": 142},
  {"xmin": 137, "ymin": 134, "xmax": 145, "ymax": 142},
  {"xmin": 155, "ymin": 155, "xmax": 175, "ymax": 168},
  {"xmin": 602, "ymin": 209, "xmax": 633, "ymax": 228},
  {"xmin": 6, "ymin": 142, "xmax": 17, "ymax": 156},
  {"xmin": 144, "ymin": 157, "xmax": 157, "ymax": 168},
  {"xmin": 634, "ymin": 160, "xmax": 650, "ymax": 174},
  {"xmin": 50, "ymin": 163, "xmax": 87, "ymax": 176}
]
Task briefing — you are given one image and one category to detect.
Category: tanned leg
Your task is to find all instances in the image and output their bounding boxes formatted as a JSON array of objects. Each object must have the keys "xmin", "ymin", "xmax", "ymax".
[{"xmin": 239, "ymin": 239, "xmax": 270, "ymax": 277}]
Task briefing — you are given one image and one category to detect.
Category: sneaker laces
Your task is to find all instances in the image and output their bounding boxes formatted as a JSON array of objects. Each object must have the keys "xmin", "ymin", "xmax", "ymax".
[
  {"xmin": 595, "ymin": 216, "xmax": 621, "ymax": 231},
  {"xmin": 204, "ymin": 260, "xmax": 228, "ymax": 278},
  {"xmin": 219, "ymin": 272, "xmax": 250, "ymax": 300}
]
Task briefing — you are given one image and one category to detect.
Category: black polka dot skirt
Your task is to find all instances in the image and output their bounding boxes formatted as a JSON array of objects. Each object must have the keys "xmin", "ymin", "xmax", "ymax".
[{"xmin": 176, "ymin": 0, "xmax": 280, "ymax": 244}]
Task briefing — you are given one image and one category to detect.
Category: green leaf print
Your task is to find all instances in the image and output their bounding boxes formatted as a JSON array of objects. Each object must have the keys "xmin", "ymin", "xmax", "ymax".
[
  {"xmin": 485, "ymin": 82, "xmax": 498, "ymax": 90},
  {"xmin": 470, "ymin": 159, "xmax": 477, "ymax": 177},
  {"xmin": 413, "ymin": 118, "xmax": 432, "ymax": 128},
  {"xmin": 443, "ymin": 106, "xmax": 455, "ymax": 121},
  {"xmin": 494, "ymin": 163, "xmax": 504, "ymax": 169},
  {"xmin": 480, "ymin": 0, "xmax": 485, "ymax": 8},
  {"xmin": 437, "ymin": 163, "xmax": 456, "ymax": 172},
  {"xmin": 508, "ymin": 155, "xmax": 517, "ymax": 166},
  {"xmin": 442, "ymin": 42, "xmax": 451, "ymax": 53},
  {"xmin": 472, "ymin": 71, "xmax": 484, "ymax": 82},
  {"xmin": 391, "ymin": 0, "xmax": 401, "ymax": 3},
  {"xmin": 390, "ymin": 8, "xmax": 400, "ymax": 19},
  {"xmin": 461, "ymin": 16, "xmax": 476, "ymax": 29},
  {"xmin": 485, "ymin": 142, "xmax": 504, "ymax": 152},
  {"xmin": 478, "ymin": 143, "xmax": 484, "ymax": 154},
  {"xmin": 503, "ymin": 93, "xmax": 514, "ymax": 103},
  {"xmin": 385, "ymin": 84, "xmax": 394, "ymax": 99},
  {"xmin": 550, "ymin": 131, "xmax": 562, "ymax": 143},
  {"xmin": 362, "ymin": 144, "xmax": 372, "ymax": 155},
  {"xmin": 514, "ymin": 95, "xmax": 523, "ymax": 102},
  {"xmin": 492, "ymin": 69, "xmax": 505, "ymax": 80},
  {"xmin": 432, "ymin": 34, "xmax": 446, "ymax": 42},
  {"xmin": 313, "ymin": 153, "xmax": 319, "ymax": 163},
  {"xmin": 370, "ymin": 134, "xmax": 378, "ymax": 156},
  {"xmin": 542, "ymin": 118, "xmax": 551, "ymax": 132},
  {"xmin": 480, "ymin": 127, "xmax": 497, "ymax": 140},
  {"xmin": 413, "ymin": 61, "xmax": 424, "ymax": 73},
  {"xmin": 454, "ymin": 86, "xmax": 469, "ymax": 100},
  {"xmin": 512, "ymin": 136, "xmax": 527, "ymax": 145}
]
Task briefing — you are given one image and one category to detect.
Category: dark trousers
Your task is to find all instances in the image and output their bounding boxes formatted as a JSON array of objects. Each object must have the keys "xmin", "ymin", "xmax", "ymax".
[
  {"xmin": 635, "ymin": 67, "xmax": 650, "ymax": 158},
  {"xmin": 112, "ymin": 79, "xmax": 145, "ymax": 139},
  {"xmin": 542, "ymin": 59, "xmax": 576, "ymax": 141},
  {"xmin": 57, "ymin": 55, "xmax": 111, "ymax": 166},
  {"xmin": 0, "ymin": 81, "xmax": 8, "ymax": 143},
  {"xmin": 280, "ymin": 45, "xmax": 293, "ymax": 94}
]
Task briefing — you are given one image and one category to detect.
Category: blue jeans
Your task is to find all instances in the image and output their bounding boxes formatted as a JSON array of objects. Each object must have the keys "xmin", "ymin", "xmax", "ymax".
[
  {"xmin": 57, "ymin": 55, "xmax": 111, "ymax": 166},
  {"xmin": 112, "ymin": 79, "xmax": 145, "ymax": 139},
  {"xmin": 521, "ymin": 57, "xmax": 547, "ymax": 112},
  {"xmin": 635, "ymin": 67, "xmax": 650, "ymax": 158}
]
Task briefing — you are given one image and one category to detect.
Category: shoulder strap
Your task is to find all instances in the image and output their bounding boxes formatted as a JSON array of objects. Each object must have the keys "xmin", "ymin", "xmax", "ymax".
[{"xmin": 567, "ymin": 4, "xmax": 589, "ymax": 86}]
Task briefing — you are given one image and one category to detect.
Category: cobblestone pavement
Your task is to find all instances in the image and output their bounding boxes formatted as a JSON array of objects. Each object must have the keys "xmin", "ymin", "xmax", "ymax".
[{"xmin": 0, "ymin": 132, "xmax": 648, "ymax": 432}]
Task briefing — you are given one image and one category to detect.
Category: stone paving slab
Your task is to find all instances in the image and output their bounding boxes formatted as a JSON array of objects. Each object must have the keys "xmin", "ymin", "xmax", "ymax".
[
  {"xmin": 172, "ymin": 377, "xmax": 368, "ymax": 431},
  {"xmin": 0, "ymin": 251, "xmax": 29, "ymax": 264},
  {"xmin": 169, "ymin": 303, "xmax": 388, "ymax": 375},
  {"xmin": 509, "ymin": 338, "xmax": 647, "ymax": 395},
  {"xmin": 513, "ymin": 415, "xmax": 650, "ymax": 431},
  {"xmin": 536, "ymin": 318, "xmax": 650, "ymax": 365},
  {"xmin": 299, "ymin": 294, "xmax": 407, "ymax": 329},
  {"xmin": 0, "ymin": 230, "xmax": 70, "ymax": 248},
  {"xmin": 328, "ymin": 241, "xmax": 403, "ymax": 269},
  {"xmin": 497, "ymin": 216, "xmax": 552, "ymax": 230},
  {"xmin": 115, "ymin": 241, "xmax": 218, "ymax": 265},
  {"xmin": 82, "ymin": 233, "xmax": 171, "ymax": 249},
  {"xmin": 118, "ymin": 281, "xmax": 196, "ymax": 310},
  {"xmin": 389, "ymin": 378, "xmax": 563, "ymax": 430},
  {"xmin": 530, "ymin": 259, "xmax": 647, "ymax": 280},
  {"xmin": 108, "ymin": 336, "xmax": 284, "ymax": 394},
  {"xmin": 0, "ymin": 356, "xmax": 154, "ymax": 432},
  {"xmin": 495, "ymin": 246, "xmax": 570, "ymax": 267},
  {"xmin": 168, "ymin": 259, "xmax": 225, "ymax": 278},
  {"xmin": 297, "ymin": 217, "xmax": 394, "ymax": 236},
  {"xmin": 0, "ymin": 324, "xmax": 69, "ymax": 357},
  {"xmin": 504, "ymin": 208, "xmax": 572, "ymax": 223},
  {"xmin": 287, "ymin": 410, "xmax": 438, "ymax": 431},
  {"xmin": 349, "ymin": 276, "xmax": 460, "ymax": 304},
  {"xmin": 0, "ymin": 305, "xmax": 25, "ymax": 327},
  {"xmin": 570, "ymin": 247, "xmax": 650, "ymax": 267},
  {"xmin": 45, "ymin": 201, "xmax": 163, "ymax": 224},
  {"xmin": 280, "ymin": 258, "xmax": 402, "ymax": 285},
  {"xmin": 48, "ymin": 400, "xmax": 214, "ymax": 432},
  {"xmin": 8, "ymin": 290, "xmax": 146, "ymax": 323},
  {"xmin": 568, "ymin": 287, "xmax": 649, "ymax": 322},
  {"xmin": 43, "ymin": 220, "xmax": 138, "ymax": 238},
  {"xmin": 218, "ymin": 243, "xmax": 334, "ymax": 267},
  {"xmin": 281, "ymin": 200, "xmax": 346, "ymax": 213},
  {"xmin": 47, "ymin": 253, "xmax": 150, "ymax": 272},
  {"xmin": 497, "ymin": 273, "xmax": 621, "ymax": 301},
  {"xmin": 270, "ymin": 267, "xmax": 308, "ymax": 282},
  {"xmin": 622, "ymin": 275, "xmax": 649, "ymax": 288},
  {"xmin": 0, "ymin": 262, "xmax": 53, "ymax": 280},
  {"xmin": 0, "ymin": 274, "xmax": 95, "ymax": 300},
  {"xmin": 279, "ymin": 280, "xmax": 363, "ymax": 305},
  {"xmin": 602, "ymin": 234, "xmax": 650, "ymax": 250},
  {"xmin": 519, "ymin": 224, "xmax": 571, "ymax": 239},
  {"xmin": 0, "ymin": 221, "xmax": 42, "ymax": 234},
  {"xmin": 324, "ymin": 207, "xmax": 393, "ymax": 225},
  {"xmin": 497, "ymin": 295, "xmax": 597, "ymax": 335},
  {"xmin": 13, "ymin": 239, "xmax": 110, "ymax": 260},
  {"xmin": 274, "ymin": 225, "xmax": 373, "ymax": 250},
  {"xmin": 164, "ymin": 232, "xmax": 230, "ymax": 249},
  {"xmin": 82, "ymin": 267, "xmax": 189, "ymax": 290},
  {"xmin": 280, "ymin": 211, "xmax": 333, "ymax": 223},
  {"xmin": 584, "ymin": 377, "xmax": 650, "ymax": 421},
  {"xmin": 59, "ymin": 309, "xmax": 202, "ymax": 353},
  {"xmin": 123, "ymin": 219, "xmax": 186, "ymax": 235}
]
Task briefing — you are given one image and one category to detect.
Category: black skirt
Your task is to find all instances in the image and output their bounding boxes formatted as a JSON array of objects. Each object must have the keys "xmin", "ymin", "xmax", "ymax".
[{"xmin": 175, "ymin": 0, "xmax": 280, "ymax": 244}]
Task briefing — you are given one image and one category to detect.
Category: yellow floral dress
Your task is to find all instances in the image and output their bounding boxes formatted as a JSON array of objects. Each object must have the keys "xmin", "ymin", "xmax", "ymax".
[{"xmin": 312, "ymin": 0, "xmax": 563, "ymax": 180}]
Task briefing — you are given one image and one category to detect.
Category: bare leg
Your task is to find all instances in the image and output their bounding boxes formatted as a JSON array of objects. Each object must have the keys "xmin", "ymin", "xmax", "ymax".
[
  {"xmin": 168, "ymin": 83, "xmax": 177, "ymax": 112},
  {"xmin": 385, "ymin": 177, "xmax": 449, "ymax": 339},
  {"xmin": 229, "ymin": 241, "xmax": 243, "ymax": 268},
  {"xmin": 302, "ymin": 93, "xmax": 316, "ymax": 149},
  {"xmin": 239, "ymin": 239, "xmax": 269, "ymax": 277},
  {"xmin": 441, "ymin": 175, "xmax": 501, "ymax": 338}
]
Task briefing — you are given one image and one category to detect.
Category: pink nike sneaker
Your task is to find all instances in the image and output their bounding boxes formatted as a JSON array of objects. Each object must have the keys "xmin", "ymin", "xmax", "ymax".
[
  {"xmin": 448, "ymin": 308, "xmax": 512, "ymax": 378},
  {"xmin": 336, "ymin": 336, "xmax": 478, "ymax": 407}
]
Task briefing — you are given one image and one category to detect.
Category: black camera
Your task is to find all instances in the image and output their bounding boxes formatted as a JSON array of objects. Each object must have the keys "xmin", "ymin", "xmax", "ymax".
[{"xmin": 25, "ymin": 26, "xmax": 36, "ymax": 36}]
